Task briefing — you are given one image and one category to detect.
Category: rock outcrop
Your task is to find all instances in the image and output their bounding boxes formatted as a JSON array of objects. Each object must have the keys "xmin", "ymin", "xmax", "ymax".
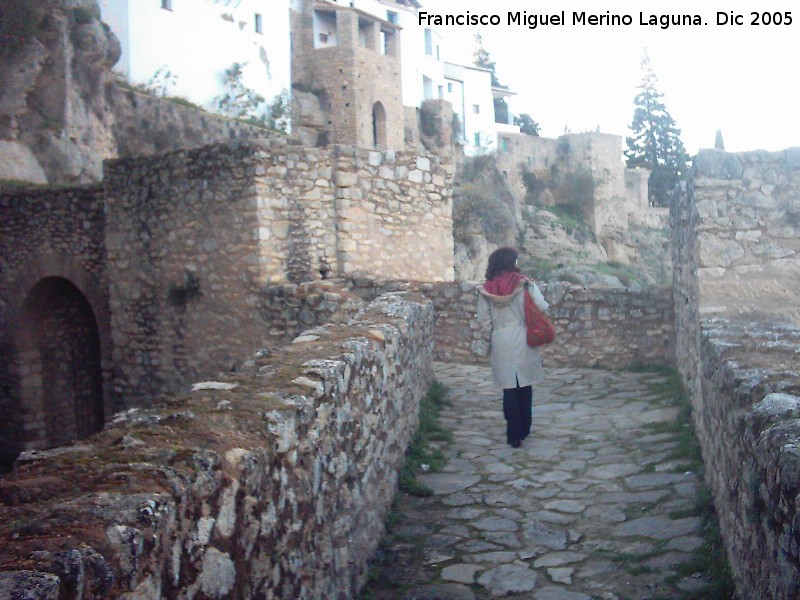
[
  {"xmin": 0, "ymin": 0, "xmax": 120, "ymax": 183},
  {"xmin": 0, "ymin": 0, "xmax": 276, "ymax": 185}
]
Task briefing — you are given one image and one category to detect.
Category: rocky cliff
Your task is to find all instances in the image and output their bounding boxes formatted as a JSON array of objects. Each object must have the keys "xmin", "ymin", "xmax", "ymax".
[
  {"xmin": 453, "ymin": 154, "xmax": 671, "ymax": 287},
  {"xmin": 0, "ymin": 0, "xmax": 120, "ymax": 184},
  {"xmin": 0, "ymin": 0, "xmax": 276, "ymax": 186}
]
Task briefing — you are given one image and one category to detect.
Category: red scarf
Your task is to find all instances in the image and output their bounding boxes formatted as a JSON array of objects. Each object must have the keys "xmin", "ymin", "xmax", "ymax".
[{"xmin": 483, "ymin": 271, "xmax": 526, "ymax": 296}]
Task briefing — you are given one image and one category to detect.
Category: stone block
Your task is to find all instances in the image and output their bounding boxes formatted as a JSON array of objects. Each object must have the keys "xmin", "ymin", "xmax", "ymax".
[
  {"xmin": 272, "ymin": 222, "xmax": 290, "ymax": 240},
  {"xmin": 334, "ymin": 171, "xmax": 358, "ymax": 188}
]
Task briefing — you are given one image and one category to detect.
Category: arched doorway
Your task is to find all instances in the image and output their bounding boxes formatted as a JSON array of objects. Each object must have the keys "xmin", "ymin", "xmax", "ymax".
[
  {"xmin": 372, "ymin": 101, "xmax": 387, "ymax": 149},
  {"xmin": 13, "ymin": 277, "xmax": 104, "ymax": 452}
]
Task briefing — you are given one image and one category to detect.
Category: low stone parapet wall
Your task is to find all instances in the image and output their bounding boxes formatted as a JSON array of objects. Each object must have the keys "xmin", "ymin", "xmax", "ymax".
[
  {"xmin": 0, "ymin": 292, "xmax": 433, "ymax": 599},
  {"xmin": 257, "ymin": 280, "xmax": 364, "ymax": 341},
  {"xmin": 672, "ymin": 147, "xmax": 800, "ymax": 597},
  {"xmin": 345, "ymin": 278, "xmax": 675, "ymax": 369},
  {"xmin": 110, "ymin": 85, "xmax": 275, "ymax": 158},
  {"xmin": 693, "ymin": 318, "xmax": 800, "ymax": 599}
]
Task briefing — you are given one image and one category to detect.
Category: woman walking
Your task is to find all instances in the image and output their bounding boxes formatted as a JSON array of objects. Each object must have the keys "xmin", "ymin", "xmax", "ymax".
[{"xmin": 477, "ymin": 247, "xmax": 549, "ymax": 448}]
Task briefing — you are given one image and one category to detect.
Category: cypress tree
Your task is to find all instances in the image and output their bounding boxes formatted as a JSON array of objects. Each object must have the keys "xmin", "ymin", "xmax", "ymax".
[{"xmin": 625, "ymin": 51, "xmax": 690, "ymax": 206}]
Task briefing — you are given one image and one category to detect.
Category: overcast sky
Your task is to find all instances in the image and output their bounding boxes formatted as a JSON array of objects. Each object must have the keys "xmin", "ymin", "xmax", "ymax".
[{"xmin": 421, "ymin": 0, "xmax": 800, "ymax": 156}]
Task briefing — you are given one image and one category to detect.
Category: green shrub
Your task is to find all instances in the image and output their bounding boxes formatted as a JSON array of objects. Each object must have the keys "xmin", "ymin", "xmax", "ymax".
[
  {"xmin": 265, "ymin": 89, "xmax": 290, "ymax": 133},
  {"xmin": 165, "ymin": 95, "xmax": 202, "ymax": 110},
  {"xmin": 419, "ymin": 100, "xmax": 439, "ymax": 138},
  {"xmin": 518, "ymin": 255, "xmax": 557, "ymax": 281},
  {"xmin": 399, "ymin": 381, "xmax": 451, "ymax": 497},
  {"xmin": 591, "ymin": 260, "xmax": 647, "ymax": 287},
  {"xmin": 215, "ymin": 62, "xmax": 265, "ymax": 119}
]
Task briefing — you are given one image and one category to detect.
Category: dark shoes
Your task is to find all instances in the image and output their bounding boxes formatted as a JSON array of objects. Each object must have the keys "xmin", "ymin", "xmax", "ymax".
[{"xmin": 510, "ymin": 439, "xmax": 521, "ymax": 448}]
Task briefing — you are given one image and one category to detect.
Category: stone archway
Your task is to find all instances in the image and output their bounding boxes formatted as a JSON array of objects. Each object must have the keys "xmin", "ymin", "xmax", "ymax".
[
  {"xmin": 10, "ymin": 277, "xmax": 105, "ymax": 455},
  {"xmin": 372, "ymin": 101, "xmax": 387, "ymax": 149}
]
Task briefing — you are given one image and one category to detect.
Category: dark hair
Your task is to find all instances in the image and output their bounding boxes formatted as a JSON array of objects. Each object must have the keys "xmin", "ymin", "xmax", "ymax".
[{"xmin": 485, "ymin": 247, "xmax": 520, "ymax": 280}]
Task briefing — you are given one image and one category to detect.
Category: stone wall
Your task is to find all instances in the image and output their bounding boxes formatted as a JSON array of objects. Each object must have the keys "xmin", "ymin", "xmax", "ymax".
[
  {"xmin": 683, "ymin": 149, "xmax": 800, "ymax": 322},
  {"xmin": 625, "ymin": 167, "xmax": 650, "ymax": 211},
  {"xmin": 0, "ymin": 293, "xmax": 434, "ymax": 599},
  {"xmin": 346, "ymin": 278, "xmax": 675, "ymax": 369},
  {"xmin": 2, "ymin": 141, "xmax": 453, "ymax": 444},
  {"xmin": 110, "ymin": 86, "xmax": 275, "ymax": 159},
  {"xmin": 694, "ymin": 320, "xmax": 800, "ymax": 599},
  {"xmin": 495, "ymin": 132, "xmax": 642, "ymax": 241},
  {"xmin": 250, "ymin": 143, "xmax": 454, "ymax": 284},
  {"xmin": 629, "ymin": 206, "xmax": 669, "ymax": 229},
  {"xmin": 0, "ymin": 186, "xmax": 112, "ymax": 462},
  {"xmin": 106, "ymin": 140, "xmax": 452, "ymax": 402},
  {"xmin": 104, "ymin": 143, "xmax": 268, "ymax": 406},
  {"xmin": 257, "ymin": 281, "xmax": 363, "ymax": 341},
  {"xmin": 331, "ymin": 147, "xmax": 455, "ymax": 281},
  {"xmin": 672, "ymin": 147, "xmax": 800, "ymax": 599}
]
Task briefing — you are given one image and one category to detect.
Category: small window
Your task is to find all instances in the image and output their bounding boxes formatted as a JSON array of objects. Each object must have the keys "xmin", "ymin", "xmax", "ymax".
[
  {"xmin": 437, "ymin": 85, "xmax": 443, "ymax": 99},
  {"xmin": 255, "ymin": 13, "xmax": 263, "ymax": 34},
  {"xmin": 424, "ymin": 28, "xmax": 432, "ymax": 55},
  {"xmin": 161, "ymin": 0, "xmax": 172, "ymax": 9},
  {"xmin": 387, "ymin": 10, "xmax": 398, "ymax": 24},
  {"xmin": 474, "ymin": 132, "xmax": 481, "ymax": 146},
  {"xmin": 436, "ymin": 45, "xmax": 440, "ymax": 61},
  {"xmin": 501, "ymin": 138, "xmax": 509, "ymax": 152},
  {"xmin": 473, "ymin": 104, "xmax": 480, "ymax": 114},
  {"xmin": 447, "ymin": 82, "xmax": 453, "ymax": 93}
]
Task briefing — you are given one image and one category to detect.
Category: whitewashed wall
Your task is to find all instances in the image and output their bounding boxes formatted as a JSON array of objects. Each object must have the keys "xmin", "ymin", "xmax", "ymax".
[
  {"xmin": 99, "ymin": 0, "xmax": 290, "ymax": 113},
  {"xmin": 444, "ymin": 62, "xmax": 497, "ymax": 156}
]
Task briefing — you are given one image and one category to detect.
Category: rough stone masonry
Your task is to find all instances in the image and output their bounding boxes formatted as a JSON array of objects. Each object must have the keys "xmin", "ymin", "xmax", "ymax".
[
  {"xmin": 672, "ymin": 148, "xmax": 800, "ymax": 599},
  {"xmin": 0, "ymin": 292, "xmax": 433, "ymax": 599},
  {"xmin": 0, "ymin": 140, "xmax": 454, "ymax": 458}
]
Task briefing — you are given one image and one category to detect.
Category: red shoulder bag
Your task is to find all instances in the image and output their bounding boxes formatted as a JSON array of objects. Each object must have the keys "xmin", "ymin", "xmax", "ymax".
[{"xmin": 523, "ymin": 281, "xmax": 556, "ymax": 347}]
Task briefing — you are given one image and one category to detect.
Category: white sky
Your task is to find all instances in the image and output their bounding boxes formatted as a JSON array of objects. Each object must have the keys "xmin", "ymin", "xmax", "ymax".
[{"xmin": 421, "ymin": 0, "xmax": 800, "ymax": 156}]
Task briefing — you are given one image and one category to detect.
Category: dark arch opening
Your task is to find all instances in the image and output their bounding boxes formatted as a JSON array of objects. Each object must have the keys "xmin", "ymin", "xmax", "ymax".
[
  {"xmin": 372, "ymin": 101, "xmax": 387, "ymax": 149},
  {"xmin": 2, "ymin": 277, "xmax": 104, "ymax": 468}
]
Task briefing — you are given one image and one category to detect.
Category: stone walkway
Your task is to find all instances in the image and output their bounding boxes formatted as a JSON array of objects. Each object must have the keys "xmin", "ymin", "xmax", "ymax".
[{"xmin": 362, "ymin": 363, "xmax": 716, "ymax": 600}]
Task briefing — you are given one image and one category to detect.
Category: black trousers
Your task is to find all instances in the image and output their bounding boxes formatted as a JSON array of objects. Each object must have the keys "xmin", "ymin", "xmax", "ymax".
[{"xmin": 503, "ymin": 383, "xmax": 533, "ymax": 444}]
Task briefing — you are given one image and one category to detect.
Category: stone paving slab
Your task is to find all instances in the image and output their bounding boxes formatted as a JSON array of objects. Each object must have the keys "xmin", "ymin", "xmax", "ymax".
[{"xmin": 362, "ymin": 363, "xmax": 714, "ymax": 600}]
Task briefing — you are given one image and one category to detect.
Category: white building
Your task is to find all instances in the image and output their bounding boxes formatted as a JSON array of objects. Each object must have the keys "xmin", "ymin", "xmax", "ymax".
[
  {"xmin": 99, "ymin": 0, "xmax": 516, "ymax": 151},
  {"xmin": 347, "ymin": 0, "xmax": 518, "ymax": 153},
  {"xmin": 99, "ymin": 0, "xmax": 291, "ymax": 117},
  {"xmin": 444, "ymin": 62, "xmax": 518, "ymax": 156}
]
